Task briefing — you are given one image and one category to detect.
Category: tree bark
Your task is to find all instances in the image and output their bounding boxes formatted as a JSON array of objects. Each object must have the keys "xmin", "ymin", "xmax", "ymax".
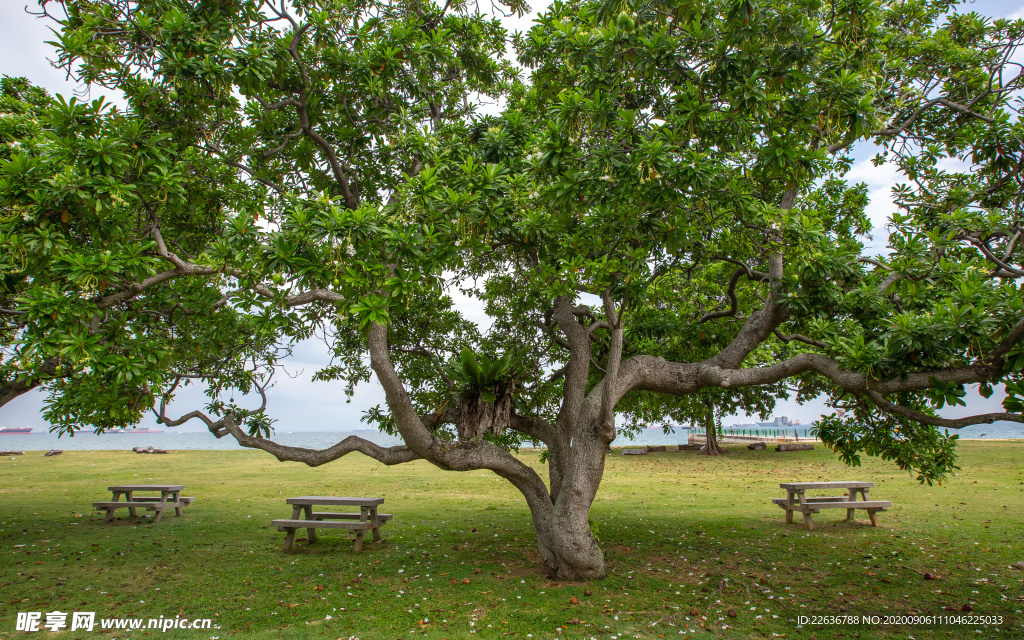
[
  {"xmin": 700, "ymin": 406, "xmax": 727, "ymax": 456},
  {"xmin": 540, "ymin": 411, "xmax": 610, "ymax": 580}
]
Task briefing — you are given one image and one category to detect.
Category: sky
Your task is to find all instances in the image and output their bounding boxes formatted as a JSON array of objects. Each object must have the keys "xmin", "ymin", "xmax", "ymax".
[{"xmin": 1, "ymin": 0, "xmax": 1021, "ymax": 433}]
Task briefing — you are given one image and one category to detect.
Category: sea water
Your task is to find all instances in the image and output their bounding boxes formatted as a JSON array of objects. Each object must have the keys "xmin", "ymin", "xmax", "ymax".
[{"xmin": 0, "ymin": 421, "xmax": 1020, "ymax": 452}]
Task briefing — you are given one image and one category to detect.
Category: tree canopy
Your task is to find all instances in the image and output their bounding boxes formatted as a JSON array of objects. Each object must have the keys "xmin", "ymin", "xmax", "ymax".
[
  {"xmin": 0, "ymin": 74, "xmax": 275, "ymax": 431},
  {"xmin": 5, "ymin": 0, "xmax": 1024, "ymax": 579}
]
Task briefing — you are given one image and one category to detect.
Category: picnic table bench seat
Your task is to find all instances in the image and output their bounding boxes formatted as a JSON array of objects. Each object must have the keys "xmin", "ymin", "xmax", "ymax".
[
  {"xmin": 91, "ymin": 499, "xmax": 189, "ymax": 522},
  {"xmin": 272, "ymin": 516, "xmax": 387, "ymax": 552},
  {"xmin": 93, "ymin": 500, "xmax": 170, "ymax": 509},
  {"xmin": 772, "ymin": 497, "xmax": 892, "ymax": 524}
]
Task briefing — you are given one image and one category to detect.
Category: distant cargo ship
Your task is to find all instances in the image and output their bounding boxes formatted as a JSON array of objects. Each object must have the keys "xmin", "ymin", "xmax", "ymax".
[
  {"xmin": 0, "ymin": 427, "xmax": 33, "ymax": 434},
  {"xmin": 105, "ymin": 428, "xmax": 164, "ymax": 434}
]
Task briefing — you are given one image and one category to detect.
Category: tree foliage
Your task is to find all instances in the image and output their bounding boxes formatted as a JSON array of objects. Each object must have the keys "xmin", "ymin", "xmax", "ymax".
[
  {"xmin": 9, "ymin": 0, "xmax": 1024, "ymax": 579},
  {"xmin": 0, "ymin": 75, "xmax": 274, "ymax": 430}
]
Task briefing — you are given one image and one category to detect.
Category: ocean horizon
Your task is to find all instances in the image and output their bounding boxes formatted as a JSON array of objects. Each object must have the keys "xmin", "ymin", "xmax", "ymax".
[{"xmin": 0, "ymin": 420, "xmax": 1021, "ymax": 451}]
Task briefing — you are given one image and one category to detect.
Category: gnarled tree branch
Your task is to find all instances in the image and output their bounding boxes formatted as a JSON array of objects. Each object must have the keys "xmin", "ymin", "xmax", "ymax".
[
  {"xmin": 0, "ymin": 357, "xmax": 66, "ymax": 409},
  {"xmin": 864, "ymin": 389, "xmax": 1024, "ymax": 429}
]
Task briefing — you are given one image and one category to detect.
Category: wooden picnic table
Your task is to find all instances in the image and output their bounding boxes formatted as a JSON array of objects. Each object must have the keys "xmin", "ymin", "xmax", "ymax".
[
  {"xmin": 92, "ymin": 484, "xmax": 193, "ymax": 523},
  {"xmin": 775, "ymin": 481, "xmax": 891, "ymax": 530},
  {"xmin": 272, "ymin": 496, "xmax": 391, "ymax": 552}
]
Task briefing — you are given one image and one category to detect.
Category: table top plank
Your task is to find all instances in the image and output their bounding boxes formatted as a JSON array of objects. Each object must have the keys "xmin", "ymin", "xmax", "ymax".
[
  {"xmin": 286, "ymin": 496, "xmax": 384, "ymax": 507},
  {"xmin": 109, "ymin": 485, "xmax": 185, "ymax": 492},
  {"xmin": 779, "ymin": 481, "xmax": 874, "ymax": 490}
]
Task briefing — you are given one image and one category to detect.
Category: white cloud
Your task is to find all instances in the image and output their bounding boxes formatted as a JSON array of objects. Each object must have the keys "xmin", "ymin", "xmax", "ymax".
[
  {"xmin": 2, "ymin": 6, "xmax": 87, "ymax": 97},
  {"xmin": 844, "ymin": 155, "xmax": 903, "ymax": 243}
]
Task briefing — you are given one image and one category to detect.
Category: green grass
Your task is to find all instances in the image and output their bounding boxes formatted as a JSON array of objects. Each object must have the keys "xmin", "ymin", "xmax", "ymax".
[{"xmin": 0, "ymin": 442, "xmax": 1022, "ymax": 639}]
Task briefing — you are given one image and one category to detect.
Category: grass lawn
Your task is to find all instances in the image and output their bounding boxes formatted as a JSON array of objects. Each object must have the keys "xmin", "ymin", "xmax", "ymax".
[{"xmin": 0, "ymin": 441, "xmax": 1022, "ymax": 639}]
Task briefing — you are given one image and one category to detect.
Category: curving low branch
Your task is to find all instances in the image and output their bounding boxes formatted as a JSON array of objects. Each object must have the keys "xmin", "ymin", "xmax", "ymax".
[
  {"xmin": 864, "ymin": 389, "xmax": 1024, "ymax": 429},
  {"xmin": 220, "ymin": 414, "xmax": 420, "ymax": 466},
  {"xmin": 153, "ymin": 371, "xmax": 421, "ymax": 465},
  {"xmin": 159, "ymin": 404, "xmax": 420, "ymax": 465}
]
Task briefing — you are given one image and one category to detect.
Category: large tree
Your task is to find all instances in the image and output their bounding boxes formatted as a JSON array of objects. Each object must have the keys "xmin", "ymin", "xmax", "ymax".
[{"xmin": 35, "ymin": 0, "xmax": 1024, "ymax": 580}]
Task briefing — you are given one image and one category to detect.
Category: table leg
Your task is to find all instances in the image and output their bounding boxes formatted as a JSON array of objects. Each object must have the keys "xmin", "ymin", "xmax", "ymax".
[
  {"xmin": 304, "ymin": 505, "xmax": 316, "ymax": 543},
  {"xmin": 369, "ymin": 506, "xmax": 380, "ymax": 542},
  {"xmin": 173, "ymin": 491, "xmax": 183, "ymax": 517},
  {"xmin": 291, "ymin": 505, "xmax": 302, "ymax": 519},
  {"xmin": 125, "ymin": 491, "xmax": 137, "ymax": 519},
  {"xmin": 846, "ymin": 488, "xmax": 856, "ymax": 522},
  {"xmin": 785, "ymin": 490, "xmax": 795, "ymax": 525},
  {"xmin": 868, "ymin": 509, "xmax": 879, "ymax": 526},
  {"xmin": 107, "ymin": 492, "xmax": 121, "ymax": 522},
  {"xmin": 797, "ymin": 490, "xmax": 814, "ymax": 530},
  {"xmin": 153, "ymin": 492, "xmax": 167, "ymax": 523},
  {"xmin": 353, "ymin": 528, "xmax": 364, "ymax": 553},
  {"xmin": 283, "ymin": 528, "xmax": 296, "ymax": 552}
]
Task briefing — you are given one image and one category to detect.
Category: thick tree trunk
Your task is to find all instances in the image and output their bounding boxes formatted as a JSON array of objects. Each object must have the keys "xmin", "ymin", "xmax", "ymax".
[
  {"xmin": 534, "ymin": 419, "xmax": 609, "ymax": 580},
  {"xmin": 700, "ymin": 407, "xmax": 727, "ymax": 456}
]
